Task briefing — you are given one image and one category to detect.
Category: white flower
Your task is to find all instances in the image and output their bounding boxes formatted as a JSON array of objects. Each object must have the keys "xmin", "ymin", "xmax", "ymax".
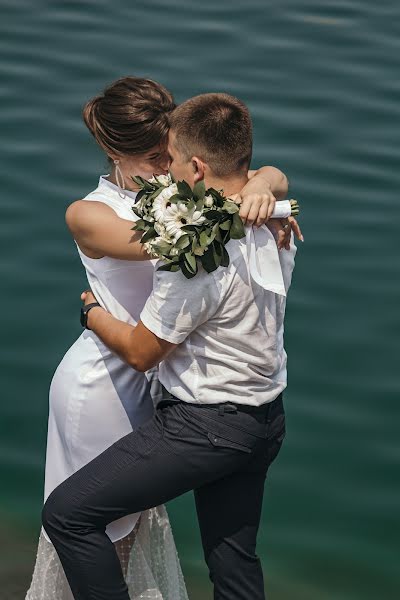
[
  {"xmin": 152, "ymin": 224, "xmax": 175, "ymax": 247},
  {"xmin": 164, "ymin": 203, "xmax": 205, "ymax": 239},
  {"xmin": 194, "ymin": 246, "xmax": 206, "ymax": 256},
  {"xmin": 154, "ymin": 222, "xmax": 166, "ymax": 236},
  {"xmin": 148, "ymin": 174, "xmax": 173, "ymax": 186},
  {"xmin": 152, "ymin": 183, "xmax": 178, "ymax": 223},
  {"xmin": 144, "ymin": 234, "xmax": 175, "ymax": 256},
  {"xmin": 204, "ymin": 194, "xmax": 214, "ymax": 208}
]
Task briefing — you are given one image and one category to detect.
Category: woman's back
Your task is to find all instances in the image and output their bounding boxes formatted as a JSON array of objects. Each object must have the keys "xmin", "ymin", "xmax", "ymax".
[
  {"xmin": 44, "ymin": 177, "xmax": 160, "ymax": 542},
  {"xmin": 78, "ymin": 176, "xmax": 155, "ymax": 325}
]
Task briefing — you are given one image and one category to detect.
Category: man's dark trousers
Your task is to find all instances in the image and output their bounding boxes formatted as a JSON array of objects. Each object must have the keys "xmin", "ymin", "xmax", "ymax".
[{"xmin": 42, "ymin": 394, "xmax": 286, "ymax": 600}]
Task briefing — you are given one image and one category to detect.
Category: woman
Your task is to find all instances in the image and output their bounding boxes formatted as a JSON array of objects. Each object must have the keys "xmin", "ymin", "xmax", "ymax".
[{"xmin": 26, "ymin": 76, "xmax": 295, "ymax": 600}]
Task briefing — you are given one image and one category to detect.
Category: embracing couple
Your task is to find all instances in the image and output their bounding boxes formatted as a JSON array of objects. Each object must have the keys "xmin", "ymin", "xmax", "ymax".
[{"xmin": 26, "ymin": 77, "xmax": 300, "ymax": 600}]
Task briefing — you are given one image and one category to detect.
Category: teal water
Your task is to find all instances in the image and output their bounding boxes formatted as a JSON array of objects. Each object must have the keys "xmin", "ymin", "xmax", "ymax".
[{"xmin": 1, "ymin": 0, "xmax": 400, "ymax": 598}]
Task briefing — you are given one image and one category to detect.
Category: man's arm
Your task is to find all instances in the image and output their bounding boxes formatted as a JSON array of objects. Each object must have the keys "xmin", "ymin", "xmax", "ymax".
[
  {"xmin": 83, "ymin": 292, "xmax": 177, "ymax": 371},
  {"xmin": 82, "ymin": 262, "xmax": 221, "ymax": 371},
  {"xmin": 247, "ymin": 166, "xmax": 289, "ymax": 199}
]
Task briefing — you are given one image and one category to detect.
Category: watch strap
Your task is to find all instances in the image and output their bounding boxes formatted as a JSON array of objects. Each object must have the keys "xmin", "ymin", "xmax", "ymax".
[{"xmin": 80, "ymin": 302, "xmax": 101, "ymax": 330}]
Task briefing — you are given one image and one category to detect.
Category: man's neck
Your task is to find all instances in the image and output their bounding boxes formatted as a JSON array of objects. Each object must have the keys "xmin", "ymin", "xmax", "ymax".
[{"xmin": 204, "ymin": 174, "xmax": 248, "ymax": 198}]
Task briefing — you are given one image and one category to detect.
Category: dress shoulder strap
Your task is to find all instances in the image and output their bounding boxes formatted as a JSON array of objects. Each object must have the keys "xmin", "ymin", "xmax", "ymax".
[{"xmin": 82, "ymin": 179, "xmax": 137, "ymax": 221}]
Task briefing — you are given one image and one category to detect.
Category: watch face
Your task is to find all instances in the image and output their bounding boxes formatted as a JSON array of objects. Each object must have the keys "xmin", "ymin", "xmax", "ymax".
[{"xmin": 80, "ymin": 306, "xmax": 86, "ymax": 328}]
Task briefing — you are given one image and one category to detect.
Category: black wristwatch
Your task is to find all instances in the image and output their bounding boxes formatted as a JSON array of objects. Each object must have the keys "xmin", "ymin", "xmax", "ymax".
[{"xmin": 80, "ymin": 302, "xmax": 101, "ymax": 330}]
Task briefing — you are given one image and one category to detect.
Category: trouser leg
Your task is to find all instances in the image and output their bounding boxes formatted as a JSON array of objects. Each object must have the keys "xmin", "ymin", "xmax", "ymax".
[
  {"xmin": 194, "ymin": 398, "xmax": 286, "ymax": 600},
  {"xmin": 41, "ymin": 403, "xmax": 253, "ymax": 600},
  {"xmin": 195, "ymin": 469, "xmax": 267, "ymax": 600}
]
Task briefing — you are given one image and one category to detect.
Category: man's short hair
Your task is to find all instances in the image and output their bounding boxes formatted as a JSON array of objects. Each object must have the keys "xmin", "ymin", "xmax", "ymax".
[{"xmin": 169, "ymin": 93, "xmax": 253, "ymax": 178}]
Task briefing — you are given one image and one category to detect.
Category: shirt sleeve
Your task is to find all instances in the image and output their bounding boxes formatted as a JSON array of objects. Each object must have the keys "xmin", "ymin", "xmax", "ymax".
[{"xmin": 140, "ymin": 263, "xmax": 223, "ymax": 344}]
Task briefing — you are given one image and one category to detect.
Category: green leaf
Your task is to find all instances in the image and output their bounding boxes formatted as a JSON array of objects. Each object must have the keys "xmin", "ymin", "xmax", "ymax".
[
  {"xmin": 212, "ymin": 222, "xmax": 222, "ymax": 243},
  {"xmin": 221, "ymin": 244, "xmax": 230, "ymax": 267},
  {"xmin": 193, "ymin": 180, "xmax": 206, "ymax": 201},
  {"xmin": 177, "ymin": 180, "xmax": 193, "ymax": 198},
  {"xmin": 205, "ymin": 210, "xmax": 222, "ymax": 221},
  {"xmin": 168, "ymin": 193, "xmax": 186, "ymax": 204},
  {"xmin": 141, "ymin": 227, "xmax": 157, "ymax": 243},
  {"xmin": 206, "ymin": 242, "xmax": 221, "ymax": 269},
  {"xmin": 147, "ymin": 186, "xmax": 165, "ymax": 201},
  {"xmin": 208, "ymin": 187, "xmax": 225, "ymax": 207},
  {"xmin": 135, "ymin": 189, "xmax": 147, "ymax": 203},
  {"xmin": 219, "ymin": 219, "xmax": 231, "ymax": 231},
  {"xmin": 199, "ymin": 230, "xmax": 209, "ymax": 248},
  {"xmin": 181, "ymin": 224, "xmax": 200, "ymax": 233},
  {"xmin": 158, "ymin": 261, "xmax": 181, "ymax": 272},
  {"xmin": 132, "ymin": 206, "xmax": 141, "ymax": 219},
  {"xmin": 207, "ymin": 228, "xmax": 217, "ymax": 244},
  {"xmin": 181, "ymin": 259, "xmax": 197, "ymax": 279},
  {"xmin": 200, "ymin": 246, "xmax": 217, "ymax": 273},
  {"xmin": 221, "ymin": 227, "xmax": 231, "ymax": 244},
  {"xmin": 223, "ymin": 200, "xmax": 240, "ymax": 214},
  {"xmin": 152, "ymin": 240, "xmax": 173, "ymax": 254},
  {"xmin": 132, "ymin": 219, "xmax": 146, "ymax": 231},
  {"xmin": 184, "ymin": 252, "xmax": 197, "ymax": 273},
  {"xmin": 230, "ymin": 212, "xmax": 245, "ymax": 239},
  {"xmin": 131, "ymin": 175, "xmax": 147, "ymax": 188},
  {"xmin": 195, "ymin": 198, "xmax": 205, "ymax": 212},
  {"xmin": 175, "ymin": 234, "xmax": 191, "ymax": 250},
  {"xmin": 151, "ymin": 175, "xmax": 169, "ymax": 187}
]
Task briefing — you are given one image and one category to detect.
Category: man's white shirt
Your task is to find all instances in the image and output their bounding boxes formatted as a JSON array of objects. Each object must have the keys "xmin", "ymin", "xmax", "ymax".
[{"xmin": 140, "ymin": 231, "xmax": 296, "ymax": 406}]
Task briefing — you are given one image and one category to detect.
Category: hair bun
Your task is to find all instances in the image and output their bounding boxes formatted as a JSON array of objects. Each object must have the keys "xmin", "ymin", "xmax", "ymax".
[
  {"xmin": 82, "ymin": 95, "xmax": 101, "ymax": 138},
  {"xmin": 82, "ymin": 77, "xmax": 175, "ymax": 157}
]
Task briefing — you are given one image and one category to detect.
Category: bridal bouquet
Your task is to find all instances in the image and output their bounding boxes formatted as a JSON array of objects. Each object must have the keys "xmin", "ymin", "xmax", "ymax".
[{"xmin": 131, "ymin": 174, "xmax": 299, "ymax": 279}]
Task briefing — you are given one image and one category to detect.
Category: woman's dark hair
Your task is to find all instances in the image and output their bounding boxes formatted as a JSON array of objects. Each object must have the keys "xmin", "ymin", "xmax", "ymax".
[{"xmin": 82, "ymin": 76, "xmax": 176, "ymax": 156}]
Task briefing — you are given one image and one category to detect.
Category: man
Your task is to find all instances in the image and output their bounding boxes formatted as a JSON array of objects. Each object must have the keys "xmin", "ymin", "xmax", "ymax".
[{"xmin": 42, "ymin": 93, "xmax": 297, "ymax": 600}]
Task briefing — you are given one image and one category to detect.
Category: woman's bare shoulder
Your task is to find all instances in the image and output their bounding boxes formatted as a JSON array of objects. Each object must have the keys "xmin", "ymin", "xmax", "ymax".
[{"xmin": 65, "ymin": 199, "xmax": 115, "ymax": 236}]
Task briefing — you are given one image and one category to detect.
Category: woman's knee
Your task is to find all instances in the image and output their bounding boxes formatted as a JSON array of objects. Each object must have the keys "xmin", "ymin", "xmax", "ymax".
[{"xmin": 41, "ymin": 490, "xmax": 62, "ymax": 537}]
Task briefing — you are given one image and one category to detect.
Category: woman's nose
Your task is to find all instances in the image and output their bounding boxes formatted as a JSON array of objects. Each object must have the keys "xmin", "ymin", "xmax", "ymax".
[{"xmin": 159, "ymin": 155, "xmax": 171, "ymax": 173}]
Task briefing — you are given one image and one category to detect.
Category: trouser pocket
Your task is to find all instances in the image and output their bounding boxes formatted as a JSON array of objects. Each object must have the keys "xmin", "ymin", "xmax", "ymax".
[
  {"xmin": 207, "ymin": 431, "xmax": 252, "ymax": 454},
  {"xmin": 185, "ymin": 410, "xmax": 261, "ymax": 454}
]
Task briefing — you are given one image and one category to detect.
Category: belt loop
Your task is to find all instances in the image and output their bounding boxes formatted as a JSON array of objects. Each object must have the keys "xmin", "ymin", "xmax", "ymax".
[{"xmin": 218, "ymin": 405, "xmax": 225, "ymax": 416}]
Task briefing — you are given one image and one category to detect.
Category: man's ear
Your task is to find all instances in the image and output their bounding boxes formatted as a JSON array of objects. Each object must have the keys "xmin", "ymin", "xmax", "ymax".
[{"xmin": 192, "ymin": 156, "xmax": 206, "ymax": 183}]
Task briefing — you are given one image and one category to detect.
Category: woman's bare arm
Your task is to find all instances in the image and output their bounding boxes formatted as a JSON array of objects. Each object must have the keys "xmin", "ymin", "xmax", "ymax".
[
  {"xmin": 66, "ymin": 165, "xmax": 297, "ymax": 261},
  {"xmin": 246, "ymin": 166, "xmax": 289, "ymax": 200},
  {"xmin": 65, "ymin": 200, "xmax": 151, "ymax": 261}
]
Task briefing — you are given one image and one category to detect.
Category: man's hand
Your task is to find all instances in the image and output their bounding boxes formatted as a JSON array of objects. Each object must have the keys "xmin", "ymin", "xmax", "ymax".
[
  {"xmin": 81, "ymin": 289, "xmax": 97, "ymax": 306},
  {"xmin": 80, "ymin": 288, "xmax": 176, "ymax": 371},
  {"xmin": 267, "ymin": 216, "xmax": 304, "ymax": 250},
  {"xmin": 236, "ymin": 188, "xmax": 277, "ymax": 227}
]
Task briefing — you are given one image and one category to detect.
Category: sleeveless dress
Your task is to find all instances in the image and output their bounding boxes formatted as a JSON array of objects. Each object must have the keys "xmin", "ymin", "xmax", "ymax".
[{"xmin": 26, "ymin": 177, "xmax": 189, "ymax": 600}]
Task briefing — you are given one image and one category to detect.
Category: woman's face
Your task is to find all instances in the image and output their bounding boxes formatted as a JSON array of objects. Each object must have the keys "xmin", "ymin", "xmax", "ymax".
[{"xmin": 116, "ymin": 142, "xmax": 170, "ymax": 189}]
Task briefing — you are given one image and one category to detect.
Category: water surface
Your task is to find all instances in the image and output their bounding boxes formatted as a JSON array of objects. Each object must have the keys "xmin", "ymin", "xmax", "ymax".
[{"xmin": 1, "ymin": 1, "xmax": 399, "ymax": 598}]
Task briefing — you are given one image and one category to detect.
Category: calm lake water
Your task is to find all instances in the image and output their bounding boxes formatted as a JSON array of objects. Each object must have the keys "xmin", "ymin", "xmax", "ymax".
[{"xmin": 1, "ymin": 0, "xmax": 399, "ymax": 598}]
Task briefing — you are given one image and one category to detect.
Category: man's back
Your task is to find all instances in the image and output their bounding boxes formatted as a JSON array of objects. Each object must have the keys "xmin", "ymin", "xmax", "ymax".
[{"xmin": 140, "ymin": 230, "xmax": 296, "ymax": 406}]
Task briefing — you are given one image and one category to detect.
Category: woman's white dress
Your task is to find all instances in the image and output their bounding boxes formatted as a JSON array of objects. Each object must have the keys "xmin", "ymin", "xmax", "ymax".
[{"xmin": 26, "ymin": 177, "xmax": 189, "ymax": 600}]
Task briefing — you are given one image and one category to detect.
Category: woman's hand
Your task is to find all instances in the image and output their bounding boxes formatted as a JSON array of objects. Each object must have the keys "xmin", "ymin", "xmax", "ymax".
[{"xmin": 267, "ymin": 216, "xmax": 304, "ymax": 250}]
